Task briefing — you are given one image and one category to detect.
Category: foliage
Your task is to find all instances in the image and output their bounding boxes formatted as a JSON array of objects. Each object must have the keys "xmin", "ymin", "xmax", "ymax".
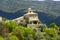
[
  {"xmin": 12, "ymin": 26, "xmax": 36, "ymax": 40},
  {"xmin": 3, "ymin": 20, "xmax": 16, "ymax": 32},
  {"xmin": 0, "ymin": 36, "xmax": 4, "ymax": 40},
  {"xmin": 50, "ymin": 23, "xmax": 59, "ymax": 31},
  {"xmin": 18, "ymin": 21, "xmax": 26, "ymax": 26},
  {"xmin": 7, "ymin": 35, "xmax": 19, "ymax": 40},
  {"xmin": 44, "ymin": 23, "xmax": 58, "ymax": 40},
  {"xmin": 0, "ymin": 23, "xmax": 9, "ymax": 37},
  {"xmin": 0, "ymin": 20, "xmax": 59, "ymax": 40}
]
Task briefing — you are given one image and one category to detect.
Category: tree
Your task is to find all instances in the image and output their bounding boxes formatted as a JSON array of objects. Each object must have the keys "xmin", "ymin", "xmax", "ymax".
[
  {"xmin": 50, "ymin": 23, "xmax": 59, "ymax": 31},
  {"xmin": 0, "ymin": 36, "xmax": 4, "ymax": 40},
  {"xmin": 4, "ymin": 20, "xmax": 16, "ymax": 32},
  {"xmin": 0, "ymin": 24, "xmax": 9, "ymax": 37},
  {"xmin": 7, "ymin": 35, "xmax": 19, "ymax": 40},
  {"xmin": 44, "ymin": 27, "xmax": 58, "ymax": 40},
  {"xmin": 12, "ymin": 26, "xmax": 36, "ymax": 40}
]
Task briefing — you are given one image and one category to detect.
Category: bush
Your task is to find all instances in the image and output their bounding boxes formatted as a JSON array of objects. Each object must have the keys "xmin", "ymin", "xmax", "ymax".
[
  {"xmin": 7, "ymin": 35, "xmax": 19, "ymax": 40},
  {"xmin": 12, "ymin": 26, "xmax": 36, "ymax": 40},
  {"xmin": 4, "ymin": 20, "xmax": 16, "ymax": 32},
  {"xmin": 44, "ymin": 27, "xmax": 58, "ymax": 40},
  {"xmin": 0, "ymin": 36, "xmax": 4, "ymax": 40},
  {"xmin": 50, "ymin": 23, "xmax": 59, "ymax": 31}
]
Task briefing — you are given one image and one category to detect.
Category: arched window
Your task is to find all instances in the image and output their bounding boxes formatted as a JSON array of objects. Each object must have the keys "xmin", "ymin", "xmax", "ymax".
[{"xmin": 33, "ymin": 21, "xmax": 37, "ymax": 24}]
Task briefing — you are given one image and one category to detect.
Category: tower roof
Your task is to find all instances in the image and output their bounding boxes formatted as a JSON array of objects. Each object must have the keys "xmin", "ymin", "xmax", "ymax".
[
  {"xmin": 27, "ymin": 8, "xmax": 34, "ymax": 13},
  {"xmin": 25, "ymin": 8, "xmax": 37, "ymax": 15}
]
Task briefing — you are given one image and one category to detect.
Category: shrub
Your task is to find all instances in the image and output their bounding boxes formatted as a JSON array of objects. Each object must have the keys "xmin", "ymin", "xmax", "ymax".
[
  {"xmin": 0, "ymin": 36, "xmax": 4, "ymax": 40},
  {"xmin": 12, "ymin": 26, "xmax": 36, "ymax": 40},
  {"xmin": 7, "ymin": 35, "xmax": 19, "ymax": 40},
  {"xmin": 4, "ymin": 20, "xmax": 16, "ymax": 32}
]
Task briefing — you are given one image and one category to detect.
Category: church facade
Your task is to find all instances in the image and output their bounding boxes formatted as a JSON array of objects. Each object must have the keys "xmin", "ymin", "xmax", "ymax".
[{"xmin": 12, "ymin": 8, "xmax": 46, "ymax": 28}]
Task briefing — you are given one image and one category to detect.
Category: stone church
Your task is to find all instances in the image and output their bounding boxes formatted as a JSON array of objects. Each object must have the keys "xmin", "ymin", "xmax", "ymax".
[{"xmin": 12, "ymin": 8, "xmax": 46, "ymax": 28}]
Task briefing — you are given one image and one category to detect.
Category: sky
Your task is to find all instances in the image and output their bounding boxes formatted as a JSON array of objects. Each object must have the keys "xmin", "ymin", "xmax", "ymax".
[
  {"xmin": 25, "ymin": 0, "xmax": 45, "ymax": 1},
  {"xmin": 38, "ymin": 0, "xmax": 45, "ymax": 1},
  {"xmin": 39, "ymin": 0, "xmax": 60, "ymax": 1},
  {"xmin": 53, "ymin": 0, "xmax": 60, "ymax": 1},
  {"xmin": 27, "ymin": 0, "xmax": 60, "ymax": 1}
]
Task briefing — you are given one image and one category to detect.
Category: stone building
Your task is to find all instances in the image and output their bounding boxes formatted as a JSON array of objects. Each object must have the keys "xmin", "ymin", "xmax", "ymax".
[
  {"xmin": 0, "ymin": 17, "xmax": 3, "ymax": 23},
  {"xmin": 12, "ymin": 8, "xmax": 45, "ymax": 28}
]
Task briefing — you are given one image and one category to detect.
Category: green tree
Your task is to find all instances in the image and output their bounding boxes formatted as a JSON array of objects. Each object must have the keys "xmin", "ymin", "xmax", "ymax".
[
  {"xmin": 4, "ymin": 20, "xmax": 16, "ymax": 32},
  {"xmin": 0, "ymin": 36, "xmax": 4, "ymax": 40},
  {"xmin": 7, "ymin": 35, "xmax": 19, "ymax": 40},
  {"xmin": 50, "ymin": 23, "xmax": 59, "ymax": 31},
  {"xmin": 44, "ymin": 27, "xmax": 58, "ymax": 40},
  {"xmin": 12, "ymin": 26, "xmax": 36, "ymax": 40}
]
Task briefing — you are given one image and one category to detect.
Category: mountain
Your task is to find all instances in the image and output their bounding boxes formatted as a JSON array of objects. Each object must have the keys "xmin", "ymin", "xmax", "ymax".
[
  {"xmin": 55, "ymin": 16, "xmax": 60, "ymax": 26},
  {"xmin": 0, "ymin": 1, "xmax": 60, "ymax": 26},
  {"xmin": 0, "ymin": 9, "xmax": 25, "ymax": 19},
  {"xmin": 0, "ymin": 9, "xmax": 60, "ymax": 26},
  {"xmin": 0, "ymin": 1, "xmax": 60, "ymax": 17}
]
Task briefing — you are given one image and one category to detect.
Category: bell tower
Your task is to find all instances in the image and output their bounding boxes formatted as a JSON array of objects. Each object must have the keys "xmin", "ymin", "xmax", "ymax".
[
  {"xmin": 24, "ymin": 8, "xmax": 40, "ymax": 27},
  {"xmin": 27, "ymin": 8, "xmax": 33, "ymax": 13}
]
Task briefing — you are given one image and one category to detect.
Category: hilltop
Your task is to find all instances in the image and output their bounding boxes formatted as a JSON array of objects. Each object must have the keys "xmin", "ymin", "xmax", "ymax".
[
  {"xmin": 0, "ymin": 1, "xmax": 60, "ymax": 26},
  {"xmin": 0, "ymin": 1, "xmax": 60, "ymax": 17}
]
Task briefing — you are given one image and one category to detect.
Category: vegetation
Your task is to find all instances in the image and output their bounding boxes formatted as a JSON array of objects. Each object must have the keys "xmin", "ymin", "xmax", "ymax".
[
  {"xmin": 4, "ymin": 20, "xmax": 16, "ymax": 32},
  {"xmin": 0, "ymin": 36, "xmax": 4, "ymax": 40},
  {"xmin": 0, "ymin": 20, "xmax": 60, "ymax": 40},
  {"xmin": 7, "ymin": 35, "xmax": 19, "ymax": 40}
]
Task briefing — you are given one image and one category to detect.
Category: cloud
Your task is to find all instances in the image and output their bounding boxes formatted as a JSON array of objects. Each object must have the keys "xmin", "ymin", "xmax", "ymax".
[
  {"xmin": 25, "ymin": 0, "xmax": 45, "ymax": 1},
  {"xmin": 38, "ymin": 0, "xmax": 45, "ymax": 1},
  {"xmin": 53, "ymin": 0, "xmax": 60, "ymax": 1}
]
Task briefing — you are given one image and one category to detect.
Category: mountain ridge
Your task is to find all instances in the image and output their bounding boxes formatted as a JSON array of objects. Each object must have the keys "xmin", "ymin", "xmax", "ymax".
[
  {"xmin": 0, "ymin": 1, "xmax": 60, "ymax": 17},
  {"xmin": 0, "ymin": 10, "xmax": 60, "ymax": 26},
  {"xmin": 0, "ymin": 1, "xmax": 60, "ymax": 26}
]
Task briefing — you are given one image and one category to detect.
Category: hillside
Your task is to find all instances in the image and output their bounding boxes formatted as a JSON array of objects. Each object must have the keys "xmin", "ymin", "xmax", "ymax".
[
  {"xmin": 0, "ymin": 9, "xmax": 60, "ymax": 26},
  {"xmin": 0, "ymin": 1, "xmax": 60, "ymax": 17},
  {"xmin": 0, "ymin": 1, "xmax": 60, "ymax": 26}
]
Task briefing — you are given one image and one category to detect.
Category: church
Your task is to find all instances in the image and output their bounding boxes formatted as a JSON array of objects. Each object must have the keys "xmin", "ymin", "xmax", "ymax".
[{"xmin": 12, "ymin": 8, "xmax": 46, "ymax": 28}]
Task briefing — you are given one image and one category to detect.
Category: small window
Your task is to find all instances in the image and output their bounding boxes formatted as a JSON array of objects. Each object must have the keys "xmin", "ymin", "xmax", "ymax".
[
  {"xmin": 20, "ymin": 20, "xmax": 23, "ymax": 22},
  {"xmin": 30, "ymin": 21, "xmax": 32, "ymax": 24},
  {"xmin": 33, "ymin": 21, "xmax": 37, "ymax": 24}
]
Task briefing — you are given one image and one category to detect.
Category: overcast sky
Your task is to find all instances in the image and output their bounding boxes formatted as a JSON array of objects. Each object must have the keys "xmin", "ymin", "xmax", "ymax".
[
  {"xmin": 53, "ymin": 0, "xmax": 60, "ymax": 1},
  {"xmin": 27, "ymin": 0, "xmax": 60, "ymax": 1},
  {"xmin": 38, "ymin": 0, "xmax": 45, "ymax": 1}
]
